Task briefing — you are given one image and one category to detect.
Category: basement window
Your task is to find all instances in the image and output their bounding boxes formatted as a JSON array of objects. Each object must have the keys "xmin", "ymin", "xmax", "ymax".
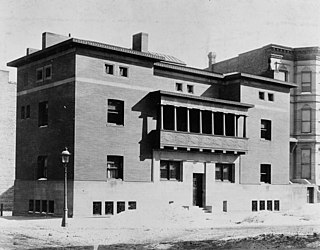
[
  {"xmin": 35, "ymin": 200, "xmax": 40, "ymax": 213},
  {"xmin": 160, "ymin": 160, "xmax": 181, "ymax": 181},
  {"xmin": 48, "ymin": 200, "xmax": 54, "ymax": 214},
  {"xmin": 105, "ymin": 64, "xmax": 114, "ymax": 75},
  {"xmin": 28, "ymin": 200, "xmax": 34, "ymax": 213},
  {"xmin": 93, "ymin": 201, "xmax": 102, "ymax": 215},
  {"xmin": 42, "ymin": 200, "xmax": 47, "ymax": 213},
  {"xmin": 128, "ymin": 201, "xmax": 137, "ymax": 210},
  {"xmin": 267, "ymin": 200, "xmax": 273, "ymax": 211},
  {"xmin": 117, "ymin": 201, "xmax": 125, "ymax": 214},
  {"xmin": 259, "ymin": 200, "xmax": 265, "ymax": 210},
  {"xmin": 107, "ymin": 99, "xmax": 124, "ymax": 125},
  {"xmin": 274, "ymin": 200, "xmax": 280, "ymax": 211},
  {"xmin": 105, "ymin": 201, "xmax": 114, "ymax": 215},
  {"xmin": 252, "ymin": 200, "xmax": 258, "ymax": 212},
  {"xmin": 215, "ymin": 163, "xmax": 234, "ymax": 182},
  {"xmin": 107, "ymin": 155, "xmax": 123, "ymax": 179}
]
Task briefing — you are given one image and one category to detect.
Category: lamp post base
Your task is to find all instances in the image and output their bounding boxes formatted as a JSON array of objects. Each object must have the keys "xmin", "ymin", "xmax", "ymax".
[{"xmin": 61, "ymin": 208, "xmax": 68, "ymax": 227}]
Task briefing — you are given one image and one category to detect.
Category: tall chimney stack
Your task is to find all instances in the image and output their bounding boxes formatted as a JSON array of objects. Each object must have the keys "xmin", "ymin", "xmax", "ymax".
[
  {"xmin": 132, "ymin": 32, "xmax": 148, "ymax": 52},
  {"xmin": 208, "ymin": 52, "xmax": 216, "ymax": 70}
]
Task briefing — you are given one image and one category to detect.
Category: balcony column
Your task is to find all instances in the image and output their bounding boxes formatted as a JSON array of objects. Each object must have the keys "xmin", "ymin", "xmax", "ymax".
[
  {"xmin": 187, "ymin": 108, "xmax": 190, "ymax": 132},
  {"xmin": 199, "ymin": 110, "xmax": 202, "ymax": 134},
  {"xmin": 223, "ymin": 113, "xmax": 226, "ymax": 136},
  {"xmin": 234, "ymin": 114, "xmax": 237, "ymax": 137},
  {"xmin": 160, "ymin": 105, "xmax": 164, "ymax": 130},
  {"xmin": 174, "ymin": 106, "xmax": 177, "ymax": 131},
  {"xmin": 212, "ymin": 112, "xmax": 215, "ymax": 135}
]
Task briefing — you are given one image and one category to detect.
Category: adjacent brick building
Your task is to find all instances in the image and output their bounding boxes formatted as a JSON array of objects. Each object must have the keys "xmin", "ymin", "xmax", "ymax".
[
  {"xmin": 8, "ymin": 33, "xmax": 307, "ymax": 217},
  {"xmin": 0, "ymin": 70, "xmax": 16, "ymax": 210},
  {"xmin": 210, "ymin": 44, "xmax": 320, "ymax": 202}
]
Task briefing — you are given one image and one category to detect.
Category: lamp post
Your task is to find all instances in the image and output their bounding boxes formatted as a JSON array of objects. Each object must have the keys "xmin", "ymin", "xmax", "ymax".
[{"xmin": 61, "ymin": 147, "xmax": 71, "ymax": 227}]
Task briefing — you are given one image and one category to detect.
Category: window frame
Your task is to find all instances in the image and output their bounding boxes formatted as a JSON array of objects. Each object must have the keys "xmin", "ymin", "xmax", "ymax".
[
  {"xmin": 301, "ymin": 107, "xmax": 311, "ymax": 133},
  {"xmin": 21, "ymin": 106, "xmax": 25, "ymax": 119},
  {"xmin": 38, "ymin": 101, "xmax": 48, "ymax": 127},
  {"xmin": 44, "ymin": 65, "xmax": 52, "ymax": 80},
  {"xmin": 301, "ymin": 148, "xmax": 311, "ymax": 179},
  {"xmin": 279, "ymin": 69, "xmax": 288, "ymax": 82},
  {"xmin": 119, "ymin": 66, "xmax": 128, "ymax": 77},
  {"xmin": 36, "ymin": 67, "xmax": 43, "ymax": 82},
  {"xmin": 105, "ymin": 63, "xmax": 114, "ymax": 75},
  {"xmin": 107, "ymin": 155, "xmax": 123, "ymax": 180},
  {"xmin": 93, "ymin": 201, "xmax": 102, "ymax": 215},
  {"xmin": 215, "ymin": 163, "xmax": 234, "ymax": 182},
  {"xmin": 259, "ymin": 91, "xmax": 265, "ymax": 100},
  {"xmin": 260, "ymin": 164, "xmax": 271, "ymax": 184},
  {"xmin": 268, "ymin": 93, "xmax": 274, "ymax": 102},
  {"xmin": 176, "ymin": 83, "xmax": 183, "ymax": 92},
  {"xmin": 261, "ymin": 119, "xmax": 272, "ymax": 141},
  {"xmin": 107, "ymin": 99, "xmax": 124, "ymax": 126},
  {"xmin": 301, "ymin": 71, "xmax": 312, "ymax": 93},
  {"xmin": 187, "ymin": 84, "xmax": 194, "ymax": 94},
  {"xmin": 160, "ymin": 160, "xmax": 182, "ymax": 181},
  {"xmin": 37, "ymin": 155, "xmax": 48, "ymax": 180}
]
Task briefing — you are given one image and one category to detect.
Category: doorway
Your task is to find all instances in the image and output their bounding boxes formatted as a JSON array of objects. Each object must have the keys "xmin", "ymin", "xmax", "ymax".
[{"xmin": 193, "ymin": 173, "xmax": 204, "ymax": 207}]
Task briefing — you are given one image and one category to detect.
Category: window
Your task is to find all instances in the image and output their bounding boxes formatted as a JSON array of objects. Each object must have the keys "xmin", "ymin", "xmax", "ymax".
[
  {"xmin": 301, "ymin": 71, "xmax": 312, "ymax": 92},
  {"xmin": 260, "ymin": 164, "xmax": 271, "ymax": 184},
  {"xmin": 42, "ymin": 200, "xmax": 47, "ymax": 213},
  {"xmin": 160, "ymin": 160, "xmax": 181, "ymax": 181},
  {"xmin": 48, "ymin": 200, "xmax": 54, "ymax": 214},
  {"xmin": 261, "ymin": 119, "xmax": 271, "ymax": 140},
  {"xmin": 36, "ymin": 68, "xmax": 43, "ymax": 82},
  {"xmin": 274, "ymin": 200, "xmax": 280, "ymax": 211},
  {"xmin": 35, "ymin": 200, "xmax": 40, "ymax": 213},
  {"xmin": 107, "ymin": 99, "xmax": 124, "ymax": 125},
  {"xmin": 187, "ymin": 85, "xmax": 194, "ymax": 94},
  {"xmin": 93, "ymin": 202, "xmax": 102, "ymax": 215},
  {"xmin": 23, "ymin": 72, "xmax": 28, "ymax": 86},
  {"xmin": 117, "ymin": 201, "xmax": 125, "ymax": 214},
  {"xmin": 259, "ymin": 200, "xmax": 265, "ymax": 210},
  {"xmin": 119, "ymin": 66, "xmax": 128, "ymax": 77},
  {"xmin": 105, "ymin": 201, "xmax": 114, "ymax": 215},
  {"xmin": 21, "ymin": 106, "xmax": 25, "ymax": 119},
  {"xmin": 259, "ymin": 91, "xmax": 265, "ymax": 100},
  {"xmin": 252, "ymin": 200, "xmax": 258, "ymax": 212},
  {"xmin": 107, "ymin": 156, "xmax": 123, "ymax": 179},
  {"xmin": 268, "ymin": 93, "xmax": 274, "ymax": 102},
  {"xmin": 267, "ymin": 200, "xmax": 273, "ymax": 211},
  {"xmin": 26, "ymin": 105, "xmax": 30, "ymax": 118},
  {"xmin": 38, "ymin": 101, "xmax": 48, "ymax": 127},
  {"xmin": 223, "ymin": 201, "xmax": 227, "ymax": 212},
  {"xmin": 279, "ymin": 70, "xmax": 288, "ymax": 82},
  {"xmin": 44, "ymin": 65, "xmax": 52, "ymax": 79},
  {"xmin": 301, "ymin": 149, "xmax": 311, "ymax": 179},
  {"xmin": 301, "ymin": 107, "xmax": 311, "ymax": 133},
  {"xmin": 215, "ymin": 163, "xmax": 234, "ymax": 182},
  {"xmin": 128, "ymin": 201, "xmax": 137, "ymax": 210},
  {"xmin": 105, "ymin": 64, "xmax": 114, "ymax": 75},
  {"xmin": 37, "ymin": 156, "xmax": 48, "ymax": 179},
  {"xmin": 28, "ymin": 200, "xmax": 34, "ymax": 212},
  {"xmin": 176, "ymin": 83, "xmax": 183, "ymax": 92}
]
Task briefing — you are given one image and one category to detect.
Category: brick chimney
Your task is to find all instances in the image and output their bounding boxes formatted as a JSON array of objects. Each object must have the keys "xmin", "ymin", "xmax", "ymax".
[
  {"xmin": 132, "ymin": 32, "xmax": 148, "ymax": 52},
  {"xmin": 208, "ymin": 52, "xmax": 216, "ymax": 69},
  {"xmin": 42, "ymin": 32, "xmax": 70, "ymax": 49}
]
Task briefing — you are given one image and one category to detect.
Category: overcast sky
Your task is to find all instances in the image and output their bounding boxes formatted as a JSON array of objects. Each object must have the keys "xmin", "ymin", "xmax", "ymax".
[{"xmin": 1, "ymin": 0, "xmax": 320, "ymax": 82}]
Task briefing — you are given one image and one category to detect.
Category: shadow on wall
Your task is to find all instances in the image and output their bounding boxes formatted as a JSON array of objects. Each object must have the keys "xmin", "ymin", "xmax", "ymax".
[
  {"xmin": 0, "ymin": 185, "xmax": 14, "ymax": 211},
  {"xmin": 132, "ymin": 92, "xmax": 159, "ymax": 161}
]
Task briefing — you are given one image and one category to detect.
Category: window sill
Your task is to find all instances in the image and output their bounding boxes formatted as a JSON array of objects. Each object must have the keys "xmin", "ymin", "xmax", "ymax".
[
  {"xmin": 106, "ymin": 123, "xmax": 124, "ymax": 128},
  {"xmin": 215, "ymin": 180, "xmax": 234, "ymax": 183},
  {"xmin": 160, "ymin": 179, "xmax": 181, "ymax": 182},
  {"xmin": 37, "ymin": 178, "xmax": 47, "ymax": 181},
  {"xmin": 39, "ymin": 125, "xmax": 48, "ymax": 128},
  {"xmin": 260, "ymin": 139, "xmax": 271, "ymax": 142}
]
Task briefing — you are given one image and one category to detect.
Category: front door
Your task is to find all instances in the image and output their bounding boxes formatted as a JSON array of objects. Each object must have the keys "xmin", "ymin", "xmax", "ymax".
[{"xmin": 193, "ymin": 173, "xmax": 203, "ymax": 207}]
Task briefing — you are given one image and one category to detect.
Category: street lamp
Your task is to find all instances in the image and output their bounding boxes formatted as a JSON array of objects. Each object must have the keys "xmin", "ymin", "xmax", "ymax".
[{"xmin": 61, "ymin": 147, "xmax": 71, "ymax": 227}]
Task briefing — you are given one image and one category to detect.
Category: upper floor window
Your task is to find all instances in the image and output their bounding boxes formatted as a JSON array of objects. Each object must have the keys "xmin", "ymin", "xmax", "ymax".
[
  {"xmin": 301, "ymin": 71, "xmax": 312, "ymax": 93},
  {"xmin": 160, "ymin": 160, "xmax": 181, "ymax": 181},
  {"xmin": 187, "ymin": 85, "xmax": 194, "ymax": 94},
  {"xmin": 261, "ymin": 119, "xmax": 271, "ymax": 141},
  {"xmin": 259, "ymin": 91, "xmax": 265, "ymax": 100},
  {"xmin": 279, "ymin": 70, "xmax": 288, "ymax": 82},
  {"xmin": 107, "ymin": 99, "xmax": 124, "ymax": 125},
  {"xmin": 215, "ymin": 163, "xmax": 234, "ymax": 182},
  {"xmin": 301, "ymin": 149, "xmax": 311, "ymax": 179},
  {"xmin": 37, "ymin": 156, "xmax": 48, "ymax": 179},
  {"xmin": 268, "ymin": 93, "xmax": 274, "ymax": 102},
  {"xmin": 107, "ymin": 155, "xmax": 123, "ymax": 179},
  {"xmin": 301, "ymin": 106, "xmax": 311, "ymax": 133},
  {"xmin": 36, "ymin": 68, "xmax": 43, "ymax": 82},
  {"xmin": 44, "ymin": 65, "xmax": 52, "ymax": 80},
  {"xmin": 176, "ymin": 83, "xmax": 183, "ymax": 92},
  {"xmin": 38, "ymin": 101, "xmax": 48, "ymax": 127},
  {"xmin": 21, "ymin": 106, "xmax": 25, "ymax": 119},
  {"xmin": 119, "ymin": 66, "xmax": 128, "ymax": 77},
  {"xmin": 105, "ymin": 64, "xmax": 114, "ymax": 75},
  {"xmin": 260, "ymin": 164, "xmax": 271, "ymax": 184}
]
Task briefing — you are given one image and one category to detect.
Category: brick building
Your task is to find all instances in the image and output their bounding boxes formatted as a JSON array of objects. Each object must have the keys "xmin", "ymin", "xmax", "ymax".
[
  {"xmin": 210, "ymin": 44, "xmax": 320, "ymax": 202},
  {"xmin": 0, "ymin": 70, "xmax": 16, "ymax": 210},
  {"xmin": 8, "ymin": 33, "xmax": 307, "ymax": 217}
]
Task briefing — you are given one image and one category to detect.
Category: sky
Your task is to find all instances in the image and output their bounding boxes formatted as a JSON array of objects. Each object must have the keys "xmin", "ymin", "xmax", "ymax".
[{"xmin": 1, "ymin": 0, "xmax": 320, "ymax": 82}]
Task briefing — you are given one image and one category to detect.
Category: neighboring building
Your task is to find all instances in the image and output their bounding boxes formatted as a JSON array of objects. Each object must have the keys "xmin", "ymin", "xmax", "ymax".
[
  {"xmin": 0, "ymin": 70, "xmax": 16, "ymax": 210},
  {"xmin": 8, "ymin": 33, "xmax": 307, "ymax": 217},
  {"xmin": 209, "ymin": 45, "xmax": 320, "ymax": 202}
]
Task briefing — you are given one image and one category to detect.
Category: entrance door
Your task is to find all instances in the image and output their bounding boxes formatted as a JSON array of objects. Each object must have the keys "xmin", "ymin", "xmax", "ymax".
[{"xmin": 193, "ymin": 173, "xmax": 203, "ymax": 207}]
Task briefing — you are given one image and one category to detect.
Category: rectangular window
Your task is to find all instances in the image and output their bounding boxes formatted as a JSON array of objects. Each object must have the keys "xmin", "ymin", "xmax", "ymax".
[
  {"xmin": 259, "ymin": 200, "xmax": 265, "ymax": 210},
  {"xmin": 117, "ymin": 201, "xmax": 125, "ymax": 214},
  {"xmin": 44, "ymin": 65, "xmax": 52, "ymax": 80},
  {"xmin": 107, "ymin": 156, "xmax": 123, "ymax": 179},
  {"xmin": 28, "ymin": 200, "xmax": 34, "ymax": 212},
  {"xmin": 119, "ymin": 66, "xmax": 128, "ymax": 77},
  {"xmin": 268, "ymin": 93, "xmax": 274, "ymax": 102},
  {"xmin": 105, "ymin": 64, "xmax": 114, "ymax": 75},
  {"xmin": 261, "ymin": 119, "xmax": 271, "ymax": 140},
  {"xmin": 267, "ymin": 200, "xmax": 273, "ymax": 211},
  {"xmin": 301, "ymin": 149, "xmax": 311, "ymax": 179},
  {"xmin": 93, "ymin": 201, "xmax": 102, "ymax": 215},
  {"xmin": 23, "ymin": 72, "xmax": 28, "ymax": 86},
  {"xmin": 38, "ymin": 101, "xmax": 48, "ymax": 127},
  {"xmin": 223, "ymin": 201, "xmax": 227, "ymax": 212},
  {"xmin": 260, "ymin": 164, "xmax": 271, "ymax": 184},
  {"xmin": 301, "ymin": 71, "xmax": 311, "ymax": 92},
  {"xmin": 252, "ymin": 200, "xmax": 258, "ymax": 212},
  {"xmin": 21, "ymin": 106, "xmax": 25, "ymax": 119},
  {"xmin": 36, "ymin": 68, "xmax": 43, "ymax": 82},
  {"xmin": 128, "ymin": 201, "xmax": 137, "ymax": 210},
  {"xmin": 26, "ymin": 105, "xmax": 30, "ymax": 119},
  {"xmin": 274, "ymin": 200, "xmax": 280, "ymax": 211},
  {"xmin": 105, "ymin": 201, "xmax": 114, "ymax": 215},
  {"xmin": 279, "ymin": 70, "xmax": 288, "ymax": 82},
  {"xmin": 42, "ymin": 200, "xmax": 47, "ymax": 213},
  {"xmin": 160, "ymin": 160, "xmax": 181, "ymax": 181},
  {"xmin": 176, "ymin": 83, "xmax": 183, "ymax": 92},
  {"xmin": 35, "ymin": 200, "xmax": 40, "ymax": 213},
  {"xmin": 107, "ymin": 99, "xmax": 124, "ymax": 125},
  {"xmin": 215, "ymin": 163, "xmax": 234, "ymax": 182},
  {"xmin": 259, "ymin": 91, "xmax": 265, "ymax": 100},
  {"xmin": 187, "ymin": 85, "xmax": 194, "ymax": 94},
  {"xmin": 301, "ymin": 108, "xmax": 311, "ymax": 133},
  {"xmin": 37, "ymin": 156, "xmax": 48, "ymax": 179},
  {"xmin": 48, "ymin": 200, "xmax": 54, "ymax": 214}
]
